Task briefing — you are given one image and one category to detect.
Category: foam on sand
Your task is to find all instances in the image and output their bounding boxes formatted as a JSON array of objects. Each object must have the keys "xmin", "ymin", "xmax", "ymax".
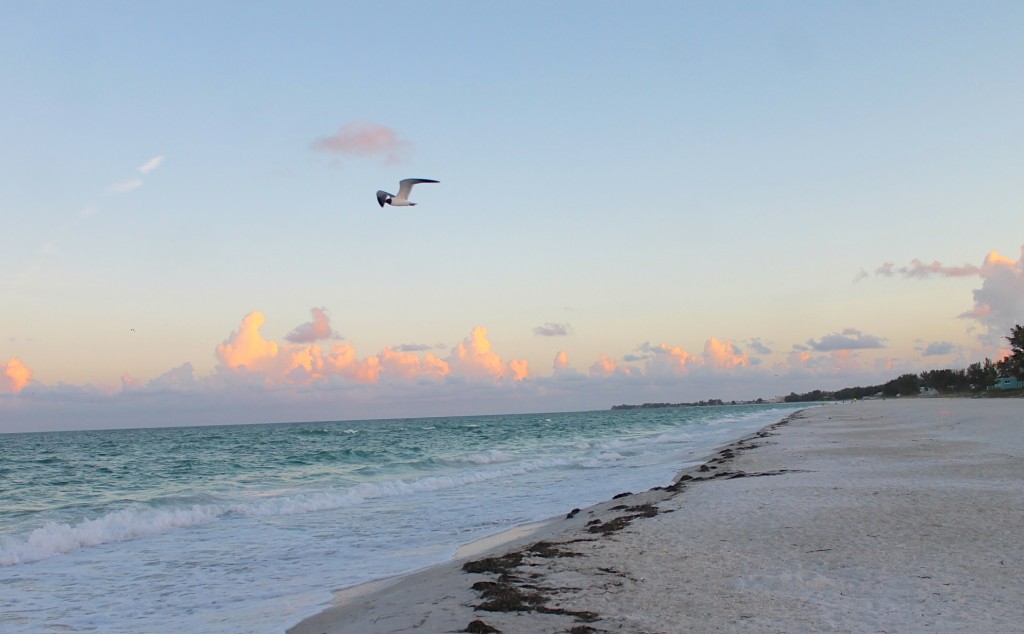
[{"xmin": 287, "ymin": 399, "xmax": 1023, "ymax": 633}]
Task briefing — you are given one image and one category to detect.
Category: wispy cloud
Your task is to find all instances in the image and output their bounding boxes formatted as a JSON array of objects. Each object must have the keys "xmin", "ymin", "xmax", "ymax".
[
  {"xmin": 806, "ymin": 328, "xmax": 886, "ymax": 351},
  {"xmin": 106, "ymin": 178, "xmax": 143, "ymax": 195},
  {"xmin": 311, "ymin": 121, "xmax": 411, "ymax": 164},
  {"xmin": 105, "ymin": 155, "xmax": 164, "ymax": 195},
  {"xmin": 533, "ymin": 322, "xmax": 571, "ymax": 337},
  {"xmin": 871, "ymin": 249, "xmax": 1017, "ymax": 280},
  {"xmin": 395, "ymin": 343, "xmax": 444, "ymax": 352},
  {"xmin": 874, "ymin": 259, "xmax": 980, "ymax": 279},
  {"xmin": 137, "ymin": 156, "xmax": 164, "ymax": 174}
]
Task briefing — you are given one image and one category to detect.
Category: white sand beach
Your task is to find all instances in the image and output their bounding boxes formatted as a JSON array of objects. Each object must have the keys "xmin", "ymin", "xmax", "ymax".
[{"xmin": 288, "ymin": 399, "xmax": 1023, "ymax": 633}]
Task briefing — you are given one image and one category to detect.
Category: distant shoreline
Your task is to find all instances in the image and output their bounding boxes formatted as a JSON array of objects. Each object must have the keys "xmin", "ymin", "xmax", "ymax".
[{"xmin": 610, "ymin": 398, "xmax": 767, "ymax": 410}]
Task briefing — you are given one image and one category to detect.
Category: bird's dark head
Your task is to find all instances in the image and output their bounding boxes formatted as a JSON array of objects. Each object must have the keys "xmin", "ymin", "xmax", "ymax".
[{"xmin": 376, "ymin": 190, "xmax": 390, "ymax": 207}]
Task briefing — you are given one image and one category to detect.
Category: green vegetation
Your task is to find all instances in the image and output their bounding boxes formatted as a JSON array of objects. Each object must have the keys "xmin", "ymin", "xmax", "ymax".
[
  {"xmin": 1001, "ymin": 324, "xmax": 1024, "ymax": 381},
  {"xmin": 785, "ymin": 324, "xmax": 1024, "ymax": 402}
]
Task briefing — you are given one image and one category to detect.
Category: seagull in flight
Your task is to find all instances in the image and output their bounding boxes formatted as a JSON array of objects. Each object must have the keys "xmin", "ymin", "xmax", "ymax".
[{"xmin": 377, "ymin": 178, "xmax": 439, "ymax": 207}]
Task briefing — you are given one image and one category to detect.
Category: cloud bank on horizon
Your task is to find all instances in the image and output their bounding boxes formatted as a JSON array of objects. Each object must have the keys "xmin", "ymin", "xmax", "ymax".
[{"xmin": 3, "ymin": 241, "xmax": 1021, "ymax": 431}]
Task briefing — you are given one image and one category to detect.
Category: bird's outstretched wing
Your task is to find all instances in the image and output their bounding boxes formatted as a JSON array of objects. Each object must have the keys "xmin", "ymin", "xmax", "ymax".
[{"xmin": 397, "ymin": 178, "xmax": 439, "ymax": 199}]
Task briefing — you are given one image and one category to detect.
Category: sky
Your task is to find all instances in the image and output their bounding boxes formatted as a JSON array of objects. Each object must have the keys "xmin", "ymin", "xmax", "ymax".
[{"xmin": 2, "ymin": 2, "xmax": 1023, "ymax": 432}]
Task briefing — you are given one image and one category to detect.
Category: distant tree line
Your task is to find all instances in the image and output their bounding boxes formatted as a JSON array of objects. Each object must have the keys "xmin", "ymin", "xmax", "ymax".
[
  {"xmin": 785, "ymin": 324, "xmax": 1024, "ymax": 402},
  {"xmin": 612, "ymin": 399, "xmax": 728, "ymax": 410}
]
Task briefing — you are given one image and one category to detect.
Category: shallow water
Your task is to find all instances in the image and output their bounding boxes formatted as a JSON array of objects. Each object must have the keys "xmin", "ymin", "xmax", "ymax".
[{"xmin": 0, "ymin": 404, "xmax": 802, "ymax": 633}]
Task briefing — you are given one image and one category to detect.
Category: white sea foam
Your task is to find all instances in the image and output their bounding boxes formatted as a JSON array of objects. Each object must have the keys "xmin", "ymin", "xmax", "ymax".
[
  {"xmin": 0, "ymin": 405, "xmax": 805, "ymax": 634},
  {"xmin": 0, "ymin": 504, "xmax": 223, "ymax": 565},
  {"xmin": 0, "ymin": 453, "xmax": 583, "ymax": 565},
  {"xmin": 461, "ymin": 449, "xmax": 513, "ymax": 464}
]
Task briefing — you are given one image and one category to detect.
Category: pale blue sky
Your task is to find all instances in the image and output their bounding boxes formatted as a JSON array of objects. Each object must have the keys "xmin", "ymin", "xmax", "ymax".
[{"xmin": 2, "ymin": 2, "xmax": 1022, "ymax": 431}]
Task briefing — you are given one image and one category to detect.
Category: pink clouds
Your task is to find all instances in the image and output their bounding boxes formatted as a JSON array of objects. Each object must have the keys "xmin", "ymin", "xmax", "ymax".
[
  {"xmin": 322, "ymin": 343, "xmax": 381, "ymax": 383},
  {"xmin": 553, "ymin": 350, "xmax": 570, "ymax": 372},
  {"xmin": 873, "ymin": 249, "xmax": 1018, "ymax": 279},
  {"xmin": 448, "ymin": 326, "xmax": 528, "ymax": 381},
  {"xmin": 589, "ymin": 353, "xmax": 621, "ymax": 376},
  {"xmin": 703, "ymin": 338, "xmax": 750, "ymax": 369},
  {"xmin": 964, "ymin": 247, "xmax": 1024, "ymax": 345},
  {"xmin": 874, "ymin": 245, "xmax": 1024, "ymax": 348},
  {"xmin": 644, "ymin": 343, "xmax": 698, "ymax": 376},
  {"xmin": 777, "ymin": 349, "xmax": 859, "ymax": 379},
  {"xmin": 285, "ymin": 307, "xmax": 334, "ymax": 343},
  {"xmin": 378, "ymin": 347, "xmax": 448, "ymax": 381},
  {"xmin": 3, "ymin": 308, "xmax": 951, "ymax": 432},
  {"xmin": 618, "ymin": 339, "xmax": 748, "ymax": 376},
  {"xmin": 212, "ymin": 314, "xmax": 528, "ymax": 387},
  {"xmin": 875, "ymin": 259, "xmax": 980, "ymax": 279},
  {"xmin": 215, "ymin": 312, "xmax": 280, "ymax": 371},
  {"xmin": 1, "ymin": 357, "xmax": 33, "ymax": 393},
  {"xmin": 311, "ymin": 121, "xmax": 411, "ymax": 164}
]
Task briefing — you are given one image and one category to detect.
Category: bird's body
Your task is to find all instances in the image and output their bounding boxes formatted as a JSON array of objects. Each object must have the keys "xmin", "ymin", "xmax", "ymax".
[{"xmin": 377, "ymin": 178, "xmax": 439, "ymax": 207}]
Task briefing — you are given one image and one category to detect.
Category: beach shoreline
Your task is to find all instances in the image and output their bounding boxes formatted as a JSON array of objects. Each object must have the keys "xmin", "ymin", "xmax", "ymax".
[
  {"xmin": 287, "ymin": 405, "xmax": 799, "ymax": 633},
  {"xmin": 285, "ymin": 408, "xmax": 803, "ymax": 633},
  {"xmin": 287, "ymin": 398, "xmax": 1023, "ymax": 633}
]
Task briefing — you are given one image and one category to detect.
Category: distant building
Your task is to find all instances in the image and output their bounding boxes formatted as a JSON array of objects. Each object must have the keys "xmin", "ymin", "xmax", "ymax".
[{"xmin": 992, "ymin": 376, "xmax": 1023, "ymax": 390}]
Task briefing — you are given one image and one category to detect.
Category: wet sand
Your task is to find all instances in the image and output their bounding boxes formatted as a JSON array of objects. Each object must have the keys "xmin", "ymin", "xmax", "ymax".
[{"xmin": 288, "ymin": 399, "xmax": 1023, "ymax": 633}]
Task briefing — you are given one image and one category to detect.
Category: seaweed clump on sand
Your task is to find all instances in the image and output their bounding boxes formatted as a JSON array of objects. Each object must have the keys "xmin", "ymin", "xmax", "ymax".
[
  {"xmin": 586, "ymin": 503, "xmax": 660, "ymax": 535},
  {"xmin": 471, "ymin": 580, "xmax": 546, "ymax": 612},
  {"xmin": 461, "ymin": 540, "xmax": 599, "ymax": 624},
  {"xmin": 465, "ymin": 619, "xmax": 501, "ymax": 633},
  {"xmin": 462, "ymin": 551, "xmax": 524, "ymax": 577}
]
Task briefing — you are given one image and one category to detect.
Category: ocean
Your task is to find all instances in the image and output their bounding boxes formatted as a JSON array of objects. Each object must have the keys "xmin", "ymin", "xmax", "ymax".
[{"xmin": 0, "ymin": 404, "xmax": 803, "ymax": 633}]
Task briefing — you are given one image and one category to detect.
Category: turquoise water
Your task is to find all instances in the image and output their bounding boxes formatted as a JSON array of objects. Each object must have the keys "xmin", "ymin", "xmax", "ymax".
[{"xmin": 0, "ymin": 404, "xmax": 802, "ymax": 633}]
